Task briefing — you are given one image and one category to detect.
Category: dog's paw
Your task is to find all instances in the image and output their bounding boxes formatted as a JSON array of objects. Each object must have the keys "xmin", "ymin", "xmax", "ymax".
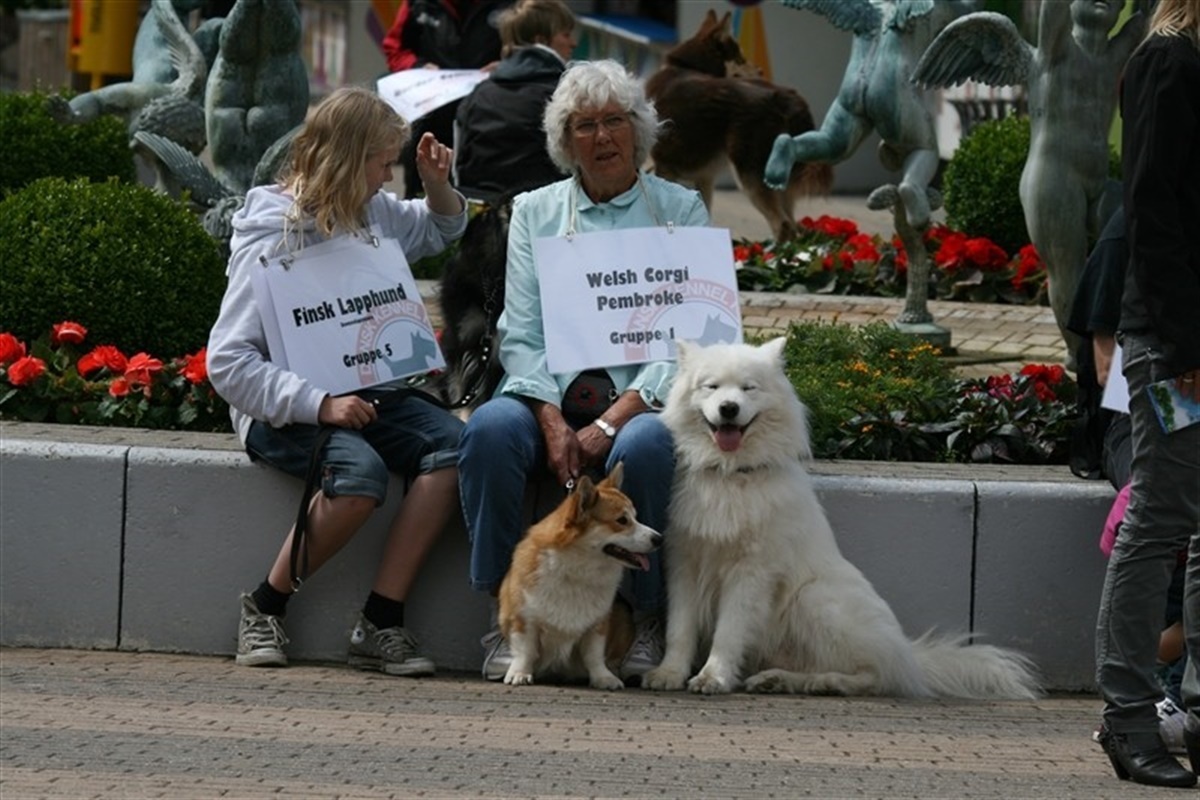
[
  {"xmin": 687, "ymin": 668, "xmax": 736, "ymax": 695},
  {"xmin": 589, "ymin": 671, "xmax": 625, "ymax": 691},
  {"xmin": 641, "ymin": 666, "xmax": 687, "ymax": 691},
  {"xmin": 744, "ymin": 669, "xmax": 794, "ymax": 694},
  {"xmin": 503, "ymin": 669, "xmax": 534, "ymax": 686}
]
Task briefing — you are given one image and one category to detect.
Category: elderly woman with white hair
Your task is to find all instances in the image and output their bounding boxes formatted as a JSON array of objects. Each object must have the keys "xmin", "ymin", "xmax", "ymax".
[{"xmin": 458, "ymin": 59, "xmax": 709, "ymax": 682}]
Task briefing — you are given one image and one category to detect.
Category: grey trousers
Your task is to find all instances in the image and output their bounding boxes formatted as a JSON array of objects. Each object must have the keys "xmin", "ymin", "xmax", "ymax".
[{"xmin": 1096, "ymin": 331, "xmax": 1200, "ymax": 733}]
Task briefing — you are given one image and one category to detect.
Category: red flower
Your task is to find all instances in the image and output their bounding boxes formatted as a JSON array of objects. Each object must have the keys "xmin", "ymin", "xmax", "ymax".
[
  {"xmin": 934, "ymin": 230, "xmax": 969, "ymax": 272},
  {"xmin": 733, "ymin": 244, "xmax": 751, "ymax": 262},
  {"xmin": 963, "ymin": 237, "xmax": 1009, "ymax": 271},
  {"xmin": 7, "ymin": 355, "xmax": 47, "ymax": 386},
  {"xmin": 108, "ymin": 377, "xmax": 131, "ymax": 398},
  {"xmin": 181, "ymin": 348, "xmax": 208, "ymax": 385},
  {"xmin": 845, "ymin": 233, "xmax": 880, "ymax": 264},
  {"xmin": 124, "ymin": 352, "xmax": 164, "ymax": 387},
  {"xmin": 800, "ymin": 215, "xmax": 859, "ymax": 239},
  {"xmin": 985, "ymin": 373, "xmax": 1015, "ymax": 399},
  {"xmin": 1032, "ymin": 381, "xmax": 1058, "ymax": 403},
  {"xmin": 51, "ymin": 321, "xmax": 88, "ymax": 346},
  {"xmin": 1021, "ymin": 363, "xmax": 1066, "ymax": 385},
  {"xmin": 891, "ymin": 236, "xmax": 909, "ymax": 274},
  {"xmin": 78, "ymin": 345, "xmax": 129, "ymax": 377},
  {"xmin": 1011, "ymin": 244, "xmax": 1044, "ymax": 290},
  {"xmin": 0, "ymin": 333, "xmax": 27, "ymax": 364}
]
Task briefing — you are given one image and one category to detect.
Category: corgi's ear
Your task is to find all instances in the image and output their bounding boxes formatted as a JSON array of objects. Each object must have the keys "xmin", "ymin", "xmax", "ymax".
[
  {"xmin": 569, "ymin": 475, "xmax": 598, "ymax": 522},
  {"xmin": 702, "ymin": 8, "xmax": 718, "ymax": 27},
  {"xmin": 761, "ymin": 336, "xmax": 787, "ymax": 366},
  {"xmin": 718, "ymin": 11, "xmax": 731, "ymax": 32},
  {"xmin": 602, "ymin": 461, "xmax": 625, "ymax": 491}
]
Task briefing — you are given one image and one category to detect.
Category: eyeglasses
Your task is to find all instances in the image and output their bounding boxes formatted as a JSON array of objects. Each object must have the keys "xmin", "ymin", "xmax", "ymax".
[{"xmin": 570, "ymin": 113, "xmax": 632, "ymax": 138}]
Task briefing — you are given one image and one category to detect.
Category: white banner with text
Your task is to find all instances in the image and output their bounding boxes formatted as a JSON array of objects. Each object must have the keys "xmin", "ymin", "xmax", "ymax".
[
  {"xmin": 376, "ymin": 68, "xmax": 489, "ymax": 122},
  {"xmin": 534, "ymin": 226, "xmax": 742, "ymax": 373},
  {"xmin": 251, "ymin": 230, "xmax": 444, "ymax": 396}
]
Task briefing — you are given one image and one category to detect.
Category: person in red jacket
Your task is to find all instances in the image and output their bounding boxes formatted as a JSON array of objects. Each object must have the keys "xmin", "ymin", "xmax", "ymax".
[{"xmin": 382, "ymin": 0, "xmax": 512, "ymax": 197}]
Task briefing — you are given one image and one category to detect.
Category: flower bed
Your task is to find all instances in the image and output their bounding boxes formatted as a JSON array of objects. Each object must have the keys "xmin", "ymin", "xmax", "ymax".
[
  {"xmin": 736, "ymin": 215, "xmax": 1048, "ymax": 306},
  {"xmin": 0, "ymin": 323, "xmax": 228, "ymax": 432}
]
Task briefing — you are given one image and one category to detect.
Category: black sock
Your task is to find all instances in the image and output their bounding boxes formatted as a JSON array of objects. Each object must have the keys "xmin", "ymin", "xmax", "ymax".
[
  {"xmin": 251, "ymin": 580, "xmax": 291, "ymax": 618},
  {"xmin": 363, "ymin": 591, "xmax": 405, "ymax": 630}
]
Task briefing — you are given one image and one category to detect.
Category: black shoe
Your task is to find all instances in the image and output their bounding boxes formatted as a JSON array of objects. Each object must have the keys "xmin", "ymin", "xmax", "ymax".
[{"xmin": 1099, "ymin": 725, "xmax": 1197, "ymax": 787}]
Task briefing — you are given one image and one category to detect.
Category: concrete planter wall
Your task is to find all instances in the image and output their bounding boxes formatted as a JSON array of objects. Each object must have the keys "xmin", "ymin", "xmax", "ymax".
[{"xmin": 1, "ymin": 422, "xmax": 1114, "ymax": 690}]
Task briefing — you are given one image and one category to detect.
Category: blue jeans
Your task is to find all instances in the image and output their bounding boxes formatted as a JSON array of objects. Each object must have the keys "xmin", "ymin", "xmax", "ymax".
[
  {"xmin": 1096, "ymin": 332, "xmax": 1200, "ymax": 734},
  {"xmin": 458, "ymin": 395, "xmax": 674, "ymax": 612},
  {"xmin": 246, "ymin": 392, "xmax": 463, "ymax": 504}
]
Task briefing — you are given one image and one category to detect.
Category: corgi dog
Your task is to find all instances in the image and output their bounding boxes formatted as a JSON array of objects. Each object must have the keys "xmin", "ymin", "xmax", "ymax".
[
  {"xmin": 646, "ymin": 9, "xmax": 832, "ymax": 243},
  {"xmin": 498, "ymin": 463, "xmax": 663, "ymax": 689}
]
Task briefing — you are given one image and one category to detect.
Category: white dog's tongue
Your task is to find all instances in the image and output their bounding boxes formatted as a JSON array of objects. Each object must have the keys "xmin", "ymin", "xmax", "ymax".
[{"xmin": 714, "ymin": 426, "xmax": 743, "ymax": 452}]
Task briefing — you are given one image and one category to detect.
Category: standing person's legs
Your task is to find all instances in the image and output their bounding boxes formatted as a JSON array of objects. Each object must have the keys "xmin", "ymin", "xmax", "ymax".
[{"xmin": 1095, "ymin": 331, "xmax": 1199, "ymax": 784}]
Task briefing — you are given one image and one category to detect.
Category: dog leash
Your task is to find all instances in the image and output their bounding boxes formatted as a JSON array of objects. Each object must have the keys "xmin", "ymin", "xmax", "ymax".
[{"xmin": 287, "ymin": 386, "xmax": 446, "ymax": 590}]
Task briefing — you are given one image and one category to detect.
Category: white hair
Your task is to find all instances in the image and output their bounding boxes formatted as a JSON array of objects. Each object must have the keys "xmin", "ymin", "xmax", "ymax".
[{"xmin": 542, "ymin": 59, "xmax": 659, "ymax": 174}]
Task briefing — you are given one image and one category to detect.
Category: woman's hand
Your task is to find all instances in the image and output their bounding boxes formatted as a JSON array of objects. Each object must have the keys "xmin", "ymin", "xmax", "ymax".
[
  {"xmin": 415, "ymin": 132, "xmax": 452, "ymax": 187},
  {"xmin": 577, "ymin": 422, "xmax": 613, "ymax": 468},
  {"xmin": 318, "ymin": 395, "xmax": 377, "ymax": 429},
  {"xmin": 415, "ymin": 132, "xmax": 463, "ymax": 216},
  {"xmin": 534, "ymin": 402, "xmax": 581, "ymax": 487}
]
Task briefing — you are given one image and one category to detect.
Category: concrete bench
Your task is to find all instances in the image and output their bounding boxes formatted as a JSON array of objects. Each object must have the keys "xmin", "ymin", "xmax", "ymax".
[{"xmin": 0, "ymin": 421, "xmax": 1114, "ymax": 690}]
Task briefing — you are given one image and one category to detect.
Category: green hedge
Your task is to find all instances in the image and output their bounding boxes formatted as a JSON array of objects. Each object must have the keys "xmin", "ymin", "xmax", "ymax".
[
  {"xmin": 0, "ymin": 178, "xmax": 225, "ymax": 356},
  {"xmin": 0, "ymin": 90, "xmax": 136, "ymax": 196}
]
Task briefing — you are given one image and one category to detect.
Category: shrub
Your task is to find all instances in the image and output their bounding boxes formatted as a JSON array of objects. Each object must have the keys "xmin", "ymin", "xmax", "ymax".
[
  {"xmin": 942, "ymin": 114, "xmax": 1030, "ymax": 256},
  {"xmin": 779, "ymin": 321, "xmax": 1077, "ymax": 464},
  {"xmin": 0, "ymin": 177, "xmax": 226, "ymax": 356},
  {"xmin": 780, "ymin": 322, "xmax": 955, "ymax": 457},
  {"xmin": 0, "ymin": 91, "xmax": 136, "ymax": 196}
]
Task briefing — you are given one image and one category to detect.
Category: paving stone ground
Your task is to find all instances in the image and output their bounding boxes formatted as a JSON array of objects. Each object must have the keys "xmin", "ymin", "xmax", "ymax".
[
  {"xmin": 0, "ymin": 647, "xmax": 1169, "ymax": 800},
  {"xmin": 0, "ymin": 191, "xmax": 1093, "ymax": 799}
]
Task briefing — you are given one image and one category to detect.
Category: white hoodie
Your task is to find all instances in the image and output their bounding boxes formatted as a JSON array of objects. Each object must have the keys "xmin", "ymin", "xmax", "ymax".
[{"xmin": 206, "ymin": 185, "xmax": 467, "ymax": 443}]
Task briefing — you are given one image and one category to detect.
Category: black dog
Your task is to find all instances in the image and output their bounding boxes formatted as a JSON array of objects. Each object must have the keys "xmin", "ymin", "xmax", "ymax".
[{"xmin": 433, "ymin": 199, "xmax": 511, "ymax": 412}]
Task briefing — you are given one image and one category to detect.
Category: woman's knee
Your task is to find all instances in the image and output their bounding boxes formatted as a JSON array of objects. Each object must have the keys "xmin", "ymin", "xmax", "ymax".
[
  {"xmin": 610, "ymin": 413, "xmax": 674, "ymax": 471},
  {"xmin": 460, "ymin": 398, "xmax": 537, "ymax": 461}
]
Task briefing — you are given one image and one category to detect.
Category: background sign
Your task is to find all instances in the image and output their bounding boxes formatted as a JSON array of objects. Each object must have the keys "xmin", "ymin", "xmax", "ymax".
[{"xmin": 376, "ymin": 69, "xmax": 488, "ymax": 122}]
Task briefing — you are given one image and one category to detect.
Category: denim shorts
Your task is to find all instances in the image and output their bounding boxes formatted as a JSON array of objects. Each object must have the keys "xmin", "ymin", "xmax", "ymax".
[{"xmin": 245, "ymin": 392, "xmax": 463, "ymax": 505}]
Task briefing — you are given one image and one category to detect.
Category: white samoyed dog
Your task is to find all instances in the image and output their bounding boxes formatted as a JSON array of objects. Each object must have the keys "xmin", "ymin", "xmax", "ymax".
[{"xmin": 642, "ymin": 337, "xmax": 1040, "ymax": 698}]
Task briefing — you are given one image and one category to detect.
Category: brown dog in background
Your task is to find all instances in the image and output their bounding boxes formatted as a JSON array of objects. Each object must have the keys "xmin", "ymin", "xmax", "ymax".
[{"xmin": 647, "ymin": 10, "xmax": 832, "ymax": 242}]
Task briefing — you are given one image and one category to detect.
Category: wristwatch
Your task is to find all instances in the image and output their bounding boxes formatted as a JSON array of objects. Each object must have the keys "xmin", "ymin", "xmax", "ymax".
[{"xmin": 592, "ymin": 418, "xmax": 617, "ymax": 438}]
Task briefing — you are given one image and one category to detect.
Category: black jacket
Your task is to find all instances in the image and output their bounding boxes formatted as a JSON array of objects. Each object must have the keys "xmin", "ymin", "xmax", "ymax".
[
  {"xmin": 454, "ymin": 45, "xmax": 568, "ymax": 203},
  {"xmin": 1119, "ymin": 34, "xmax": 1200, "ymax": 375}
]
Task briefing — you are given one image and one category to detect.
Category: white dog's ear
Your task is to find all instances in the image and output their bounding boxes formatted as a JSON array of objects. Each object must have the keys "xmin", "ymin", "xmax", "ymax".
[
  {"xmin": 761, "ymin": 336, "xmax": 787, "ymax": 365},
  {"xmin": 674, "ymin": 339, "xmax": 697, "ymax": 367}
]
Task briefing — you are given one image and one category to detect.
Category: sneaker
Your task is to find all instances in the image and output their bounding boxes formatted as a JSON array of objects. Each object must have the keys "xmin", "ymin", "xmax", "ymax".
[
  {"xmin": 619, "ymin": 614, "xmax": 664, "ymax": 681},
  {"xmin": 1158, "ymin": 697, "xmax": 1187, "ymax": 754},
  {"xmin": 481, "ymin": 627, "xmax": 511, "ymax": 681},
  {"xmin": 348, "ymin": 615, "xmax": 435, "ymax": 677},
  {"xmin": 236, "ymin": 593, "xmax": 288, "ymax": 667}
]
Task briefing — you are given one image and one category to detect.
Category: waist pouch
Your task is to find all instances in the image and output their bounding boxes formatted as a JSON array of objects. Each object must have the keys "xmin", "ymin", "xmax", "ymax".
[{"xmin": 561, "ymin": 370, "xmax": 616, "ymax": 421}]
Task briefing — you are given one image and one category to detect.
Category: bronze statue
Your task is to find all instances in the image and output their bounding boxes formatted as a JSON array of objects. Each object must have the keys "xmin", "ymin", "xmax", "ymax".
[
  {"xmin": 46, "ymin": 0, "xmax": 215, "ymax": 155},
  {"xmin": 913, "ymin": 0, "xmax": 1150, "ymax": 365},
  {"xmin": 764, "ymin": 0, "xmax": 982, "ymax": 230}
]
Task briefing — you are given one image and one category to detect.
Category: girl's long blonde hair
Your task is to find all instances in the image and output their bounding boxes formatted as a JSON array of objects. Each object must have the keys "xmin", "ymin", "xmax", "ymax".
[
  {"xmin": 281, "ymin": 87, "xmax": 409, "ymax": 238},
  {"xmin": 1147, "ymin": 0, "xmax": 1200, "ymax": 45}
]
